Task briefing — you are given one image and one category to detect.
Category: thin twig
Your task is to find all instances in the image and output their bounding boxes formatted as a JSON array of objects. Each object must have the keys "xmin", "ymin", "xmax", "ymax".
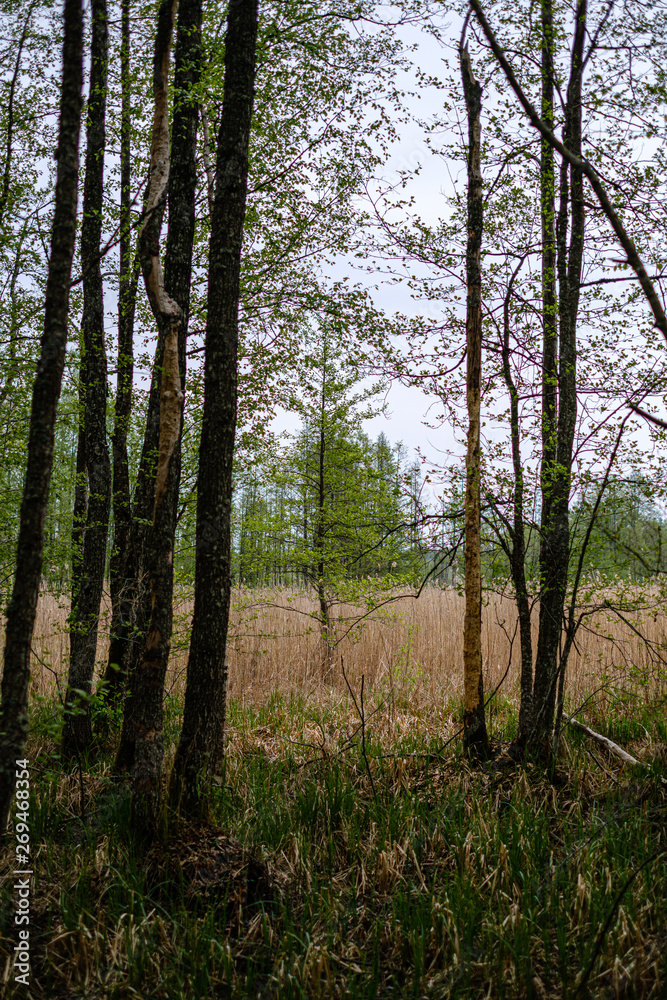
[
  {"xmin": 584, "ymin": 746, "xmax": 619, "ymax": 785},
  {"xmin": 341, "ymin": 658, "xmax": 377, "ymax": 800}
]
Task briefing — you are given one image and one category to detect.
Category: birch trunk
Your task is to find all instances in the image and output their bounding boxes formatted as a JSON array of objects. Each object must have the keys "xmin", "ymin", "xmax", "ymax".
[{"xmin": 316, "ymin": 410, "xmax": 333, "ymax": 678}]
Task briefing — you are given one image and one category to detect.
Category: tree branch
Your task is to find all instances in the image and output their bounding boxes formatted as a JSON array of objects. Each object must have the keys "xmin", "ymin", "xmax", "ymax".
[{"xmin": 467, "ymin": 0, "xmax": 667, "ymax": 346}]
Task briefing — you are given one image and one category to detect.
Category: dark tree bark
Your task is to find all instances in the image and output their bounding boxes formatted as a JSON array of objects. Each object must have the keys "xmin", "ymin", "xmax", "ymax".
[
  {"xmin": 532, "ymin": 0, "xmax": 586, "ymax": 746},
  {"xmin": 105, "ymin": 0, "xmax": 139, "ymax": 702},
  {"xmin": 460, "ymin": 44, "xmax": 490, "ymax": 760},
  {"xmin": 113, "ymin": 1, "xmax": 177, "ymax": 774},
  {"xmin": 123, "ymin": 0, "xmax": 180, "ymax": 831},
  {"xmin": 497, "ymin": 263, "xmax": 533, "ymax": 744},
  {"xmin": 112, "ymin": 336, "xmax": 165, "ymax": 769},
  {"xmin": 528, "ymin": 0, "xmax": 557, "ymax": 740},
  {"xmin": 122, "ymin": 0, "xmax": 202, "ymax": 834},
  {"xmin": 0, "ymin": 0, "xmax": 83, "ymax": 832},
  {"xmin": 62, "ymin": 0, "xmax": 111, "ymax": 764},
  {"xmin": 169, "ymin": 0, "xmax": 258, "ymax": 818},
  {"xmin": 515, "ymin": 0, "xmax": 557, "ymax": 745},
  {"xmin": 70, "ymin": 360, "xmax": 88, "ymax": 610},
  {"xmin": 468, "ymin": 0, "xmax": 586, "ymax": 752}
]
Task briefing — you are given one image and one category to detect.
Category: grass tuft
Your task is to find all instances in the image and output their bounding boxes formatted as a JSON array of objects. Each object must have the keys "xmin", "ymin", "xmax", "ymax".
[{"xmin": 1, "ymin": 692, "xmax": 666, "ymax": 998}]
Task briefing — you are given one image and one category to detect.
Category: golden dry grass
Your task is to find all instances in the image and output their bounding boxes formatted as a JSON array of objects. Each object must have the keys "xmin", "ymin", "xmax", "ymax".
[
  {"xmin": 23, "ymin": 584, "xmax": 667, "ymax": 713},
  {"xmin": 4, "ymin": 587, "xmax": 667, "ymax": 1000},
  {"xmin": 3, "ymin": 678, "xmax": 666, "ymax": 1000}
]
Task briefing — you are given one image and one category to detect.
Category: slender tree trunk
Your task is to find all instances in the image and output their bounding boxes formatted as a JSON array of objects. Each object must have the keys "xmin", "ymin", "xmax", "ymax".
[
  {"xmin": 105, "ymin": 0, "xmax": 138, "ymax": 701},
  {"xmin": 0, "ymin": 0, "xmax": 83, "ymax": 832},
  {"xmin": 117, "ymin": 0, "xmax": 181, "ymax": 835},
  {"xmin": 62, "ymin": 0, "xmax": 110, "ymax": 763},
  {"xmin": 460, "ymin": 45, "xmax": 489, "ymax": 759},
  {"xmin": 499, "ymin": 268, "xmax": 533, "ymax": 746},
  {"xmin": 532, "ymin": 0, "xmax": 586, "ymax": 746},
  {"xmin": 316, "ymin": 400, "xmax": 333, "ymax": 678},
  {"xmin": 70, "ymin": 364, "xmax": 88, "ymax": 600},
  {"xmin": 201, "ymin": 105, "xmax": 216, "ymax": 219},
  {"xmin": 169, "ymin": 0, "xmax": 258, "ymax": 819},
  {"xmin": 517, "ymin": 0, "xmax": 557, "ymax": 745},
  {"xmin": 113, "ymin": 3, "xmax": 176, "ymax": 776},
  {"xmin": 127, "ymin": 0, "xmax": 201, "ymax": 834},
  {"xmin": 0, "ymin": 3, "xmax": 37, "ymax": 226},
  {"xmin": 111, "ymin": 334, "xmax": 165, "ymax": 768}
]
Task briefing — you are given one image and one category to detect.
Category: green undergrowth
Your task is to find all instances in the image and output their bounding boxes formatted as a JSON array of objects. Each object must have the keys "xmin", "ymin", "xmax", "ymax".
[{"xmin": 1, "ymin": 694, "xmax": 666, "ymax": 998}]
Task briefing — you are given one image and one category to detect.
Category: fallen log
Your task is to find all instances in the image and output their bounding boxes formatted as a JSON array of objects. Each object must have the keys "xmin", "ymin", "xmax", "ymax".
[{"xmin": 568, "ymin": 718, "xmax": 667, "ymax": 786}]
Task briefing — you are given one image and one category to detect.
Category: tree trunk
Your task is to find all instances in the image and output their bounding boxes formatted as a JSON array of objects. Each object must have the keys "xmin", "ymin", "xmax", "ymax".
[
  {"xmin": 0, "ymin": 0, "xmax": 83, "ymax": 832},
  {"xmin": 0, "ymin": 4, "xmax": 36, "ymax": 226},
  {"xmin": 499, "ymin": 266, "xmax": 533, "ymax": 746},
  {"xmin": 113, "ymin": 4, "xmax": 176, "ymax": 776},
  {"xmin": 70, "ymin": 363, "xmax": 88, "ymax": 608},
  {"xmin": 316, "ymin": 401, "xmax": 333, "ymax": 678},
  {"xmin": 460, "ymin": 45, "xmax": 490, "ymax": 759},
  {"xmin": 468, "ymin": 0, "xmax": 661, "ymax": 755},
  {"xmin": 532, "ymin": 0, "xmax": 586, "ymax": 747},
  {"xmin": 517, "ymin": 0, "xmax": 557, "ymax": 745},
  {"xmin": 127, "ymin": 0, "xmax": 202, "ymax": 834},
  {"xmin": 117, "ymin": 0, "xmax": 181, "ymax": 836},
  {"xmin": 111, "ymin": 335, "xmax": 165, "ymax": 768},
  {"xmin": 105, "ymin": 0, "xmax": 138, "ymax": 702},
  {"xmin": 169, "ymin": 0, "xmax": 258, "ymax": 819},
  {"xmin": 62, "ymin": 0, "xmax": 110, "ymax": 764}
]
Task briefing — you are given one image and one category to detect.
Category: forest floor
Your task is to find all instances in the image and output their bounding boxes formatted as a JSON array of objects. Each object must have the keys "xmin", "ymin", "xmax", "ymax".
[{"xmin": 1, "ymin": 690, "xmax": 666, "ymax": 999}]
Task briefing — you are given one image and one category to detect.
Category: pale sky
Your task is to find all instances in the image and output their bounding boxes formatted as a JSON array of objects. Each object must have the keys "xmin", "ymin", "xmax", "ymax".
[{"xmin": 272, "ymin": 10, "xmax": 467, "ymax": 473}]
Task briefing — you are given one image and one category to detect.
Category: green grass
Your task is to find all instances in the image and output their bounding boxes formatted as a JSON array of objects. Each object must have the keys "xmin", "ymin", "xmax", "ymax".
[{"xmin": 1, "ymin": 695, "xmax": 666, "ymax": 998}]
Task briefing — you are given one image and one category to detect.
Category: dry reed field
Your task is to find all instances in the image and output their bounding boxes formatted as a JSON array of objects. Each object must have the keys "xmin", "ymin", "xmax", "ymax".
[
  {"xmin": 3, "ymin": 586, "xmax": 667, "ymax": 1000},
  {"xmin": 25, "ymin": 584, "xmax": 667, "ymax": 716}
]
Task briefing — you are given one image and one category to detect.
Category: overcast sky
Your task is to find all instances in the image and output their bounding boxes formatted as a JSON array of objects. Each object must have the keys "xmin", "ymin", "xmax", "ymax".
[{"xmin": 273, "ymin": 10, "xmax": 468, "ymax": 476}]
